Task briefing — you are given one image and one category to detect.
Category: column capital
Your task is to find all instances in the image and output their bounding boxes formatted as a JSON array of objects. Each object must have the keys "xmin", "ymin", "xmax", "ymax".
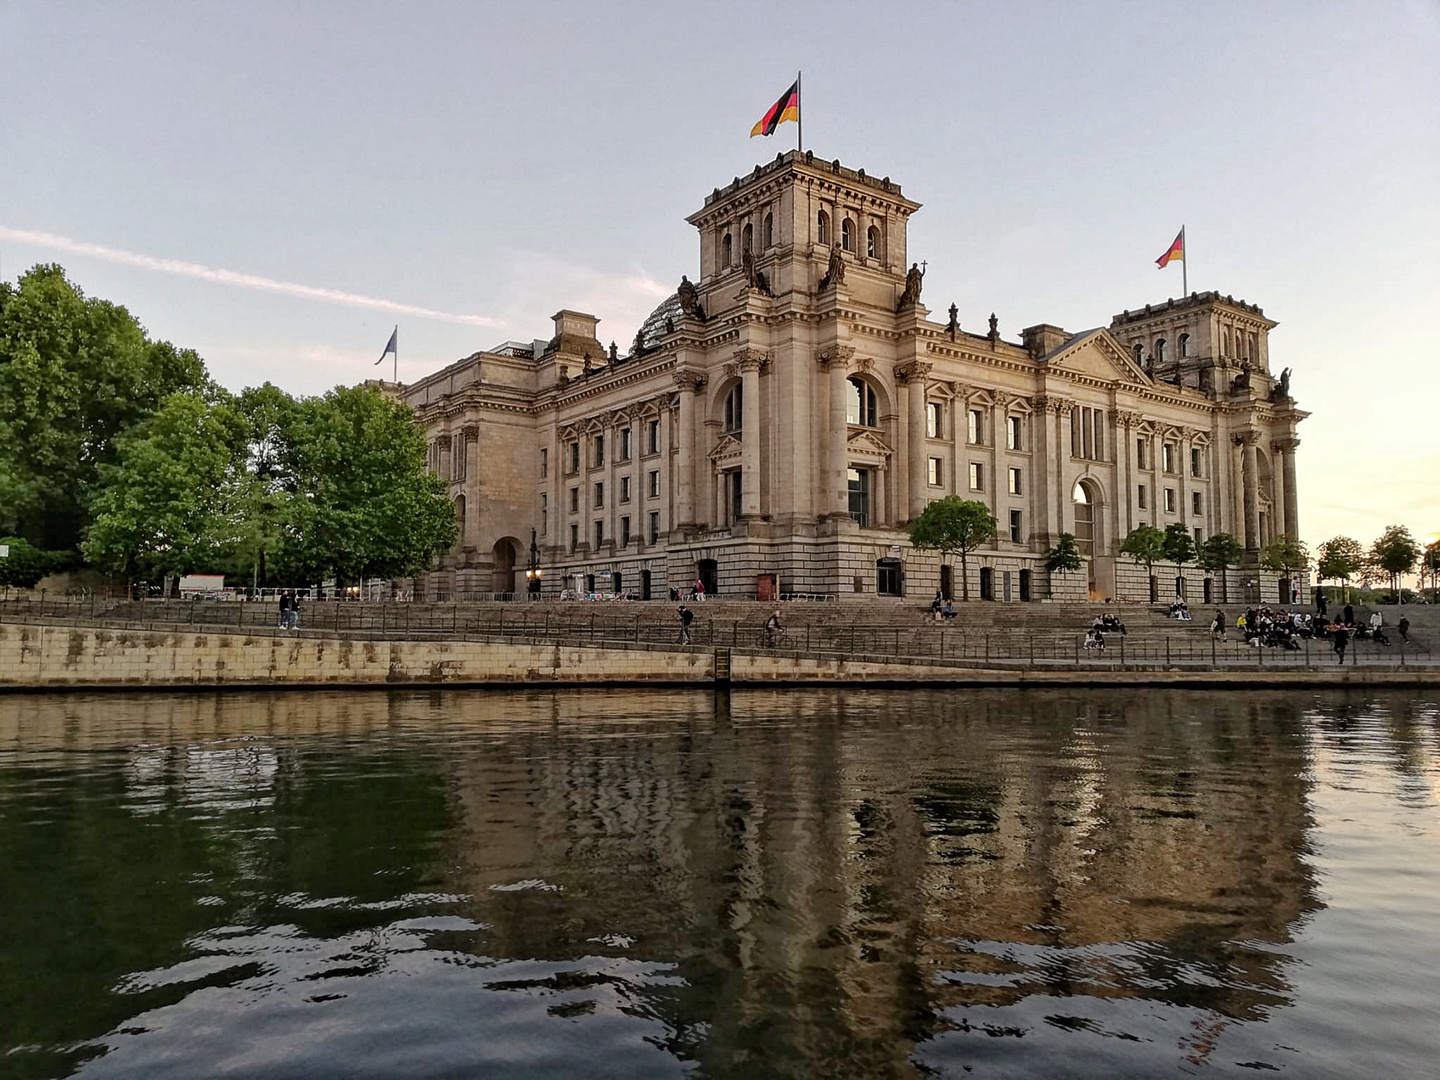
[
  {"xmin": 732, "ymin": 347, "xmax": 770, "ymax": 372},
  {"xmin": 816, "ymin": 345, "xmax": 855, "ymax": 369},
  {"xmin": 460, "ymin": 424, "xmax": 479, "ymax": 439},
  {"xmin": 1273, "ymin": 436, "xmax": 1301, "ymax": 453},
  {"xmin": 1051, "ymin": 399, "xmax": 1074, "ymax": 417},
  {"xmin": 894, "ymin": 360, "xmax": 933, "ymax": 384},
  {"xmin": 1114, "ymin": 409, "xmax": 1142, "ymax": 428},
  {"xmin": 673, "ymin": 370, "xmax": 707, "ymax": 393},
  {"xmin": 1235, "ymin": 430, "xmax": 1260, "ymax": 446}
]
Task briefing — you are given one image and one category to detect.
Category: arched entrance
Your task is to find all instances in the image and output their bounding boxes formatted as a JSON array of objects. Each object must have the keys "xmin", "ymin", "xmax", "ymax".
[
  {"xmin": 1072, "ymin": 480, "xmax": 1103, "ymax": 601},
  {"xmin": 491, "ymin": 538, "xmax": 518, "ymax": 594},
  {"xmin": 697, "ymin": 559, "xmax": 719, "ymax": 597}
]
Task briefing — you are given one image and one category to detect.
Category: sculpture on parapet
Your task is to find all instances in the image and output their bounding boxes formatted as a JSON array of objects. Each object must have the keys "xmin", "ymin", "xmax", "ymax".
[
  {"xmin": 608, "ymin": 341, "xmax": 619, "ymax": 364},
  {"xmin": 818, "ymin": 242, "xmax": 845, "ymax": 290},
  {"xmin": 1231, "ymin": 368, "xmax": 1251, "ymax": 393},
  {"xmin": 947, "ymin": 302, "xmax": 959, "ymax": 338},
  {"xmin": 1270, "ymin": 366, "xmax": 1292, "ymax": 401},
  {"xmin": 987, "ymin": 312, "xmax": 999, "ymax": 343},
  {"xmin": 632, "ymin": 328, "xmax": 646, "ymax": 357},
  {"xmin": 896, "ymin": 262, "xmax": 925, "ymax": 310},
  {"xmin": 582, "ymin": 353, "xmax": 593, "ymax": 378},
  {"xmin": 677, "ymin": 275, "xmax": 706, "ymax": 321},
  {"xmin": 741, "ymin": 247, "xmax": 771, "ymax": 295}
]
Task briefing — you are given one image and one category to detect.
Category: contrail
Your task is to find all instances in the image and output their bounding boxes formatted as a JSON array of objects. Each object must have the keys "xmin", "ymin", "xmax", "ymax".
[{"xmin": 0, "ymin": 226, "xmax": 502, "ymax": 328}]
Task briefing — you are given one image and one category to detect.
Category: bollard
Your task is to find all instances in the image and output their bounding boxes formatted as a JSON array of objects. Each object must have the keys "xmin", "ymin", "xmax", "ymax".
[{"xmin": 1166, "ymin": 637, "xmax": 1171, "ymax": 667}]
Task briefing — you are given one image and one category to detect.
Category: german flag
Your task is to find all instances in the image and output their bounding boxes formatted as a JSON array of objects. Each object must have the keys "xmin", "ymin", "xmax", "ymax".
[
  {"xmin": 1156, "ymin": 228, "xmax": 1184, "ymax": 268},
  {"xmin": 750, "ymin": 80, "xmax": 800, "ymax": 137}
]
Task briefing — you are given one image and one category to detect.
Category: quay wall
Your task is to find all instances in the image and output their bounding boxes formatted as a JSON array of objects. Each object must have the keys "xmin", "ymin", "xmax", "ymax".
[{"xmin": 0, "ymin": 624, "xmax": 1435, "ymax": 691}]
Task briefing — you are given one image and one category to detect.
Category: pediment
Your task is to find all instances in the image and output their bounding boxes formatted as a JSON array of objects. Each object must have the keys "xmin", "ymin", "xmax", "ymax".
[
  {"xmin": 1043, "ymin": 329, "xmax": 1149, "ymax": 385},
  {"xmin": 709, "ymin": 433, "xmax": 742, "ymax": 461},
  {"xmin": 846, "ymin": 428, "xmax": 893, "ymax": 457}
]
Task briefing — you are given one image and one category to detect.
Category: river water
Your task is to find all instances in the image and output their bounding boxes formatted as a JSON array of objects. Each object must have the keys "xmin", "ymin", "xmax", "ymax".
[{"xmin": 1, "ymin": 688, "xmax": 1437, "ymax": 1079}]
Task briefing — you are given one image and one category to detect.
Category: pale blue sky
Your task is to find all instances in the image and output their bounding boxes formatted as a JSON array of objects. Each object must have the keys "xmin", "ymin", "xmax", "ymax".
[{"xmin": 2, "ymin": 1, "xmax": 1437, "ymax": 549}]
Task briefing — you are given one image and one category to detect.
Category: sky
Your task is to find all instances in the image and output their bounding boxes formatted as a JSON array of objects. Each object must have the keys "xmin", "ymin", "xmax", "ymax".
[{"xmin": 2, "ymin": 0, "xmax": 1437, "ymax": 553}]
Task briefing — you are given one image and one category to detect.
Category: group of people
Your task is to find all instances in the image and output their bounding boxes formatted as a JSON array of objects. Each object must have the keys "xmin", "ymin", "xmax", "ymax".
[
  {"xmin": 675, "ymin": 606, "xmax": 784, "ymax": 647},
  {"xmin": 1214, "ymin": 601, "xmax": 1412, "ymax": 664},
  {"xmin": 276, "ymin": 590, "xmax": 301, "ymax": 631},
  {"xmin": 670, "ymin": 579, "xmax": 710, "ymax": 602},
  {"xmin": 1168, "ymin": 597, "xmax": 1192, "ymax": 620},
  {"xmin": 929, "ymin": 591, "xmax": 957, "ymax": 622},
  {"xmin": 1083, "ymin": 611, "xmax": 1127, "ymax": 651}
]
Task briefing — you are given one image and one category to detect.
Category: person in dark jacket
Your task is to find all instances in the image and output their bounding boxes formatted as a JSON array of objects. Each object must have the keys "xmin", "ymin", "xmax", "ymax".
[
  {"xmin": 1332, "ymin": 625, "xmax": 1350, "ymax": 664},
  {"xmin": 1398, "ymin": 616, "xmax": 1411, "ymax": 643},
  {"xmin": 678, "ymin": 605, "xmax": 694, "ymax": 645},
  {"xmin": 1343, "ymin": 603, "xmax": 1355, "ymax": 626}
]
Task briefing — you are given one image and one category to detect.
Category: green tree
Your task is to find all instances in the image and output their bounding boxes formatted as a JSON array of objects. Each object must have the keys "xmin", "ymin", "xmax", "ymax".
[
  {"xmin": 1370, "ymin": 525, "xmax": 1420, "ymax": 602},
  {"xmin": 0, "ymin": 536, "xmax": 56, "ymax": 589},
  {"xmin": 1316, "ymin": 535, "xmax": 1366, "ymax": 603},
  {"xmin": 1162, "ymin": 523, "xmax": 1197, "ymax": 570},
  {"xmin": 908, "ymin": 497, "xmax": 996, "ymax": 601},
  {"xmin": 1044, "ymin": 533, "xmax": 1083, "ymax": 598},
  {"xmin": 82, "ymin": 391, "xmax": 251, "ymax": 582},
  {"xmin": 1197, "ymin": 532, "xmax": 1244, "ymax": 604},
  {"xmin": 1260, "ymin": 534, "xmax": 1309, "ymax": 589},
  {"xmin": 272, "ymin": 385, "xmax": 458, "ymax": 584},
  {"xmin": 1119, "ymin": 524, "xmax": 1165, "ymax": 600},
  {"xmin": 1423, "ymin": 539, "xmax": 1440, "ymax": 603},
  {"xmin": 0, "ymin": 265, "xmax": 209, "ymax": 548}
]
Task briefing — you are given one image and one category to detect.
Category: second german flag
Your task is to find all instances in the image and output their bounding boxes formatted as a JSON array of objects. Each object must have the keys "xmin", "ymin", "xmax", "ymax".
[{"xmin": 750, "ymin": 80, "xmax": 800, "ymax": 137}]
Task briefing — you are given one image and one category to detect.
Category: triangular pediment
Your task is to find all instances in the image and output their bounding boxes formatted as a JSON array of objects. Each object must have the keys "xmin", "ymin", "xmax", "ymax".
[
  {"xmin": 709, "ymin": 433, "xmax": 742, "ymax": 461},
  {"xmin": 1042, "ymin": 329, "xmax": 1149, "ymax": 385},
  {"xmin": 846, "ymin": 428, "xmax": 893, "ymax": 456}
]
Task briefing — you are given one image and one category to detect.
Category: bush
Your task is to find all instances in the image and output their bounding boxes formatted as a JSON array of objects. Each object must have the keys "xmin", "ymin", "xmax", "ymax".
[{"xmin": 0, "ymin": 536, "xmax": 58, "ymax": 588}]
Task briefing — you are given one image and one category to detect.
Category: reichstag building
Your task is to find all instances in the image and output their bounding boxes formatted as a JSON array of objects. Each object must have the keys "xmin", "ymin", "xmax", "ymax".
[{"xmin": 401, "ymin": 150, "xmax": 1305, "ymax": 603}]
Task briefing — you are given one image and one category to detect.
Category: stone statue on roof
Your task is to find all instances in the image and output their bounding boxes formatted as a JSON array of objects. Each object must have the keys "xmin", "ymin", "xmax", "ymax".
[
  {"xmin": 741, "ymin": 246, "xmax": 770, "ymax": 295},
  {"xmin": 1272, "ymin": 366, "xmax": 1292, "ymax": 400},
  {"xmin": 947, "ymin": 303, "xmax": 959, "ymax": 337},
  {"xmin": 677, "ymin": 275, "xmax": 705, "ymax": 321},
  {"xmin": 897, "ymin": 262, "xmax": 925, "ymax": 310},
  {"xmin": 987, "ymin": 313, "xmax": 999, "ymax": 342},
  {"xmin": 819, "ymin": 242, "xmax": 845, "ymax": 290}
]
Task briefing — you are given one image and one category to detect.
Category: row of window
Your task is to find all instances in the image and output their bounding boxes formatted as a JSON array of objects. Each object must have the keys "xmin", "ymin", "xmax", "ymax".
[
  {"xmin": 554, "ymin": 420, "xmax": 663, "ymax": 477},
  {"xmin": 815, "ymin": 211, "xmax": 883, "ymax": 259},
  {"xmin": 1136, "ymin": 484, "xmax": 1205, "ymax": 516},
  {"xmin": 428, "ymin": 437, "xmax": 468, "ymax": 481},
  {"xmin": 564, "ymin": 512, "xmax": 663, "ymax": 553},
  {"xmin": 1136, "ymin": 439, "xmax": 1206, "ymax": 478},
  {"xmin": 558, "ymin": 471, "xmax": 663, "ymax": 517},
  {"xmin": 1132, "ymin": 329, "xmax": 1261, "ymax": 366},
  {"xmin": 925, "ymin": 458, "xmax": 1025, "ymax": 496}
]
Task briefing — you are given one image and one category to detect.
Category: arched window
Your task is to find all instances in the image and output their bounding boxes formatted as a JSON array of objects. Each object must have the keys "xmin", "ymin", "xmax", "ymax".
[
  {"xmin": 723, "ymin": 383, "xmax": 743, "ymax": 432},
  {"xmin": 1155, "ymin": 338, "xmax": 1167, "ymax": 364},
  {"xmin": 841, "ymin": 218, "xmax": 855, "ymax": 253},
  {"xmin": 1179, "ymin": 332, "xmax": 1190, "ymax": 358},
  {"xmin": 722, "ymin": 232, "xmax": 732, "ymax": 268},
  {"xmin": 867, "ymin": 225, "xmax": 879, "ymax": 259},
  {"xmin": 742, "ymin": 223, "xmax": 753, "ymax": 255},
  {"xmin": 817, "ymin": 210, "xmax": 829, "ymax": 246},
  {"xmin": 1133, "ymin": 343, "xmax": 1143, "ymax": 366},
  {"xmin": 846, "ymin": 377, "xmax": 877, "ymax": 427},
  {"xmin": 1072, "ymin": 481, "xmax": 1095, "ymax": 556},
  {"xmin": 1223, "ymin": 328, "xmax": 1231, "ymax": 355},
  {"xmin": 763, "ymin": 212, "xmax": 774, "ymax": 249}
]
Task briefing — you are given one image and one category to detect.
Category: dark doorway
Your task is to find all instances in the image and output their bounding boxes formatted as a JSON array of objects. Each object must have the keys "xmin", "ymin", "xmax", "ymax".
[
  {"xmin": 979, "ymin": 567, "xmax": 994, "ymax": 601},
  {"xmin": 1002, "ymin": 570, "xmax": 1013, "ymax": 603},
  {"xmin": 940, "ymin": 565, "xmax": 954, "ymax": 601},
  {"xmin": 613, "ymin": 570, "xmax": 623, "ymax": 596},
  {"xmin": 1203, "ymin": 577, "xmax": 1213, "ymax": 605},
  {"xmin": 876, "ymin": 558, "xmax": 903, "ymax": 597},
  {"xmin": 1278, "ymin": 578, "xmax": 1291, "ymax": 604},
  {"xmin": 1175, "ymin": 576, "xmax": 1186, "ymax": 601},
  {"xmin": 1019, "ymin": 568, "xmax": 1032, "ymax": 602},
  {"xmin": 641, "ymin": 569, "xmax": 652, "ymax": 600},
  {"xmin": 698, "ymin": 559, "xmax": 719, "ymax": 596}
]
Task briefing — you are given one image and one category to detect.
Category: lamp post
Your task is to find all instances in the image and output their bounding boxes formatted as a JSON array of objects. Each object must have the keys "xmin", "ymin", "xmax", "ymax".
[{"xmin": 525, "ymin": 529, "xmax": 543, "ymax": 599}]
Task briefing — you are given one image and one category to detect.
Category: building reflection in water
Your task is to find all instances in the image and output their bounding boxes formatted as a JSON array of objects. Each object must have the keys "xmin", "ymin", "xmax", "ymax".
[{"xmin": 4, "ymin": 689, "xmax": 1434, "ymax": 1078}]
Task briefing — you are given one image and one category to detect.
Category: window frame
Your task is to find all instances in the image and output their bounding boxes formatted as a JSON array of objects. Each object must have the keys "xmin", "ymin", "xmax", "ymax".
[
  {"xmin": 969, "ymin": 461, "xmax": 984, "ymax": 492},
  {"xmin": 1008, "ymin": 467, "xmax": 1023, "ymax": 496},
  {"xmin": 927, "ymin": 456, "xmax": 942, "ymax": 487}
]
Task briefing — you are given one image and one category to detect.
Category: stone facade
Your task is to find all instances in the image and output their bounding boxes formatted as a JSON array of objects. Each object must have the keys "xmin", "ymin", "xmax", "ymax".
[{"xmin": 402, "ymin": 151, "xmax": 1307, "ymax": 603}]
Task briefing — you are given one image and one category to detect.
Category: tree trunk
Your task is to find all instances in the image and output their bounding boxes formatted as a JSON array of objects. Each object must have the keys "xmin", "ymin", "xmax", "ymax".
[{"xmin": 960, "ymin": 552, "xmax": 969, "ymax": 601}]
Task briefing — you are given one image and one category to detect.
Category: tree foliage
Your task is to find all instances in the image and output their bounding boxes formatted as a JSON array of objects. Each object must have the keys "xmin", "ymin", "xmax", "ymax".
[
  {"xmin": 1424, "ymin": 539, "xmax": 1440, "ymax": 601},
  {"xmin": 1162, "ymin": 523, "xmax": 1197, "ymax": 567},
  {"xmin": 1316, "ymin": 536, "xmax": 1366, "ymax": 590},
  {"xmin": 1259, "ymin": 533, "xmax": 1309, "ymax": 578},
  {"xmin": 0, "ymin": 537, "xmax": 59, "ymax": 588},
  {"xmin": 1119, "ymin": 524, "xmax": 1165, "ymax": 575},
  {"xmin": 1197, "ymin": 532, "xmax": 1244, "ymax": 604},
  {"xmin": 1045, "ymin": 533, "xmax": 1083, "ymax": 575},
  {"xmin": 0, "ymin": 265, "xmax": 208, "ymax": 548},
  {"xmin": 908, "ymin": 497, "xmax": 995, "ymax": 601},
  {"xmin": 1370, "ymin": 525, "xmax": 1420, "ymax": 599}
]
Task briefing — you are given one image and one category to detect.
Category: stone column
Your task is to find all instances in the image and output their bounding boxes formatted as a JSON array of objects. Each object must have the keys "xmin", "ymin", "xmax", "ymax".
[
  {"xmin": 1280, "ymin": 437, "xmax": 1300, "ymax": 539},
  {"xmin": 874, "ymin": 466, "xmax": 887, "ymax": 527},
  {"xmin": 1117, "ymin": 413, "xmax": 1134, "ymax": 540},
  {"xmin": 737, "ymin": 350, "xmax": 767, "ymax": 519},
  {"xmin": 1240, "ymin": 432, "xmax": 1261, "ymax": 551},
  {"xmin": 673, "ymin": 372, "xmax": 705, "ymax": 529},
  {"xmin": 819, "ymin": 348, "xmax": 853, "ymax": 519},
  {"xmin": 1054, "ymin": 402, "xmax": 1073, "ymax": 535},
  {"xmin": 898, "ymin": 361, "xmax": 931, "ymax": 521}
]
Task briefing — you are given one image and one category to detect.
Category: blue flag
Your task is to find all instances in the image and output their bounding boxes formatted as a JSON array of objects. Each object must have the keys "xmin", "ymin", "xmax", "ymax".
[{"xmin": 375, "ymin": 327, "xmax": 397, "ymax": 365}]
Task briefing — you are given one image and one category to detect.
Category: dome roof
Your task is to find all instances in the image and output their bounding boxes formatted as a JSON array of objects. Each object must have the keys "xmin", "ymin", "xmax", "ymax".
[{"xmin": 633, "ymin": 292, "xmax": 682, "ymax": 354}]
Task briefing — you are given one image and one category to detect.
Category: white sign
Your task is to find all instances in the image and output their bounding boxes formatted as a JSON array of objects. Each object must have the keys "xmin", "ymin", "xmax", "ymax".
[{"xmin": 0, "ymin": 544, "xmax": 8, "ymax": 558}]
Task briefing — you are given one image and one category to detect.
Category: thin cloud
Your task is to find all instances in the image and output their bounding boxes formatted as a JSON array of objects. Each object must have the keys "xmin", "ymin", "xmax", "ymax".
[{"xmin": 0, "ymin": 226, "xmax": 503, "ymax": 328}]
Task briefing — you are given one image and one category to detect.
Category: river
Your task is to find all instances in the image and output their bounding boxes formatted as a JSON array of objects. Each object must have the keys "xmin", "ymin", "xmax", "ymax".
[{"xmin": 1, "ymin": 688, "xmax": 1437, "ymax": 1078}]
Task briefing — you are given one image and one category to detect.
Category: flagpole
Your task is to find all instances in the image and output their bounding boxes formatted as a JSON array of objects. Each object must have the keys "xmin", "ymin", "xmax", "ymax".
[
  {"xmin": 393, "ymin": 325, "xmax": 398, "ymax": 383},
  {"xmin": 1181, "ymin": 226, "xmax": 1187, "ymax": 296},
  {"xmin": 796, "ymin": 70, "xmax": 802, "ymax": 153}
]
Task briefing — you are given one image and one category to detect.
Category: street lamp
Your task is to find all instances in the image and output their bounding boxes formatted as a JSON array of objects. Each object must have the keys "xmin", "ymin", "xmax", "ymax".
[{"xmin": 525, "ymin": 529, "xmax": 543, "ymax": 598}]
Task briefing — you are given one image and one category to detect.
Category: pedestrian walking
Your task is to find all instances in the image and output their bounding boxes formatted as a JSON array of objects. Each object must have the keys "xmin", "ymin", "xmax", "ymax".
[
  {"xmin": 1210, "ymin": 609, "xmax": 1226, "ymax": 640},
  {"xmin": 1332, "ymin": 624, "xmax": 1350, "ymax": 665},
  {"xmin": 289, "ymin": 591, "xmax": 301, "ymax": 631},
  {"xmin": 1398, "ymin": 616, "xmax": 1411, "ymax": 643},
  {"xmin": 678, "ymin": 605, "xmax": 694, "ymax": 645},
  {"xmin": 1317, "ymin": 592, "xmax": 1328, "ymax": 617},
  {"xmin": 277, "ymin": 591, "xmax": 290, "ymax": 629}
]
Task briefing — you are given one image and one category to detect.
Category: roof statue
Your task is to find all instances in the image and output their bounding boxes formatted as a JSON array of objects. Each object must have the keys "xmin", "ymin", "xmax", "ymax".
[
  {"xmin": 677, "ymin": 275, "xmax": 705, "ymax": 321},
  {"xmin": 947, "ymin": 302, "xmax": 958, "ymax": 339},
  {"xmin": 741, "ymin": 246, "xmax": 771, "ymax": 295},
  {"xmin": 896, "ymin": 262, "xmax": 924, "ymax": 310},
  {"xmin": 987, "ymin": 312, "xmax": 999, "ymax": 343},
  {"xmin": 818, "ymin": 242, "xmax": 845, "ymax": 290},
  {"xmin": 1271, "ymin": 366, "xmax": 1292, "ymax": 401}
]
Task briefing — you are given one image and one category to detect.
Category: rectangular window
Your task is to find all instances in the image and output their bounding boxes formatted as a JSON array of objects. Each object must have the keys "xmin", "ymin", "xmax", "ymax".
[
  {"xmin": 1007, "ymin": 415, "xmax": 1022, "ymax": 450},
  {"xmin": 1163, "ymin": 443, "xmax": 1176, "ymax": 474},
  {"xmin": 1136, "ymin": 438, "xmax": 1148, "ymax": 470},
  {"xmin": 1009, "ymin": 509, "xmax": 1023, "ymax": 544},
  {"xmin": 594, "ymin": 520, "xmax": 604, "ymax": 548},
  {"xmin": 968, "ymin": 408, "xmax": 984, "ymax": 445},
  {"xmin": 540, "ymin": 494, "xmax": 548, "ymax": 536},
  {"xmin": 540, "ymin": 448, "xmax": 548, "ymax": 478},
  {"xmin": 620, "ymin": 427, "xmax": 632, "ymax": 461},
  {"xmin": 620, "ymin": 475, "xmax": 631, "ymax": 503},
  {"xmin": 647, "ymin": 419, "xmax": 660, "ymax": 454},
  {"xmin": 593, "ymin": 482, "xmax": 604, "ymax": 508},
  {"xmin": 568, "ymin": 441, "xmax": 580, "ymax": 474},
  {"xmin": 926, "ymin": 401, "xmax": 942, "ymax": 438},
  {"xmin": 1164, "ymin": 487, "xmax": 1176, "ymax": 513},
  {"xmin": 621, "ymin": 516, "xmax": 631, "ymax": 546},
  {"xmin": 928, "ymin": 456, "xmax": 942, "ymax": 486},
  {"xmin": 569, "ymin": 523, "xmax": 578, "ymax": 552},
  {"xmin": 648, "ymin": 470, "xmax": 660, "ymax": 498},
  {"xmin": 1192, "ymin": 490, "xmax": 1203, "ymax": 515},
  {"xmin": 1138, "ymin": 484, "xmax": 1148, "ymax": 510},
  {"xmin": 648, "ymin": 511, "xmax": 660, "ymax": 544},
  {"xmin": 569, "ymin": 487, "xmax": 579, "ymax": 513},
  {"xmin": 1190, "ymin": 447, "xmax": 1202, "ymax": 478},
  {"xmin": 969, "ymin": 462, "xmax": 984, "ymax": 491},
  {"xmin": 1194, "ymin": 526, "xmax": 1203, "ymax": 545},
  {"xmin": 1008, "ymin": 467, "xmax": 1022, "ymax": 495},
  {"xmin": 847, "ymin": 467, "xmax": 870, "ymax": 526},
  {"xmin": 594, "ymin": 434, "xmax": 605, "ymax": 468}
]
